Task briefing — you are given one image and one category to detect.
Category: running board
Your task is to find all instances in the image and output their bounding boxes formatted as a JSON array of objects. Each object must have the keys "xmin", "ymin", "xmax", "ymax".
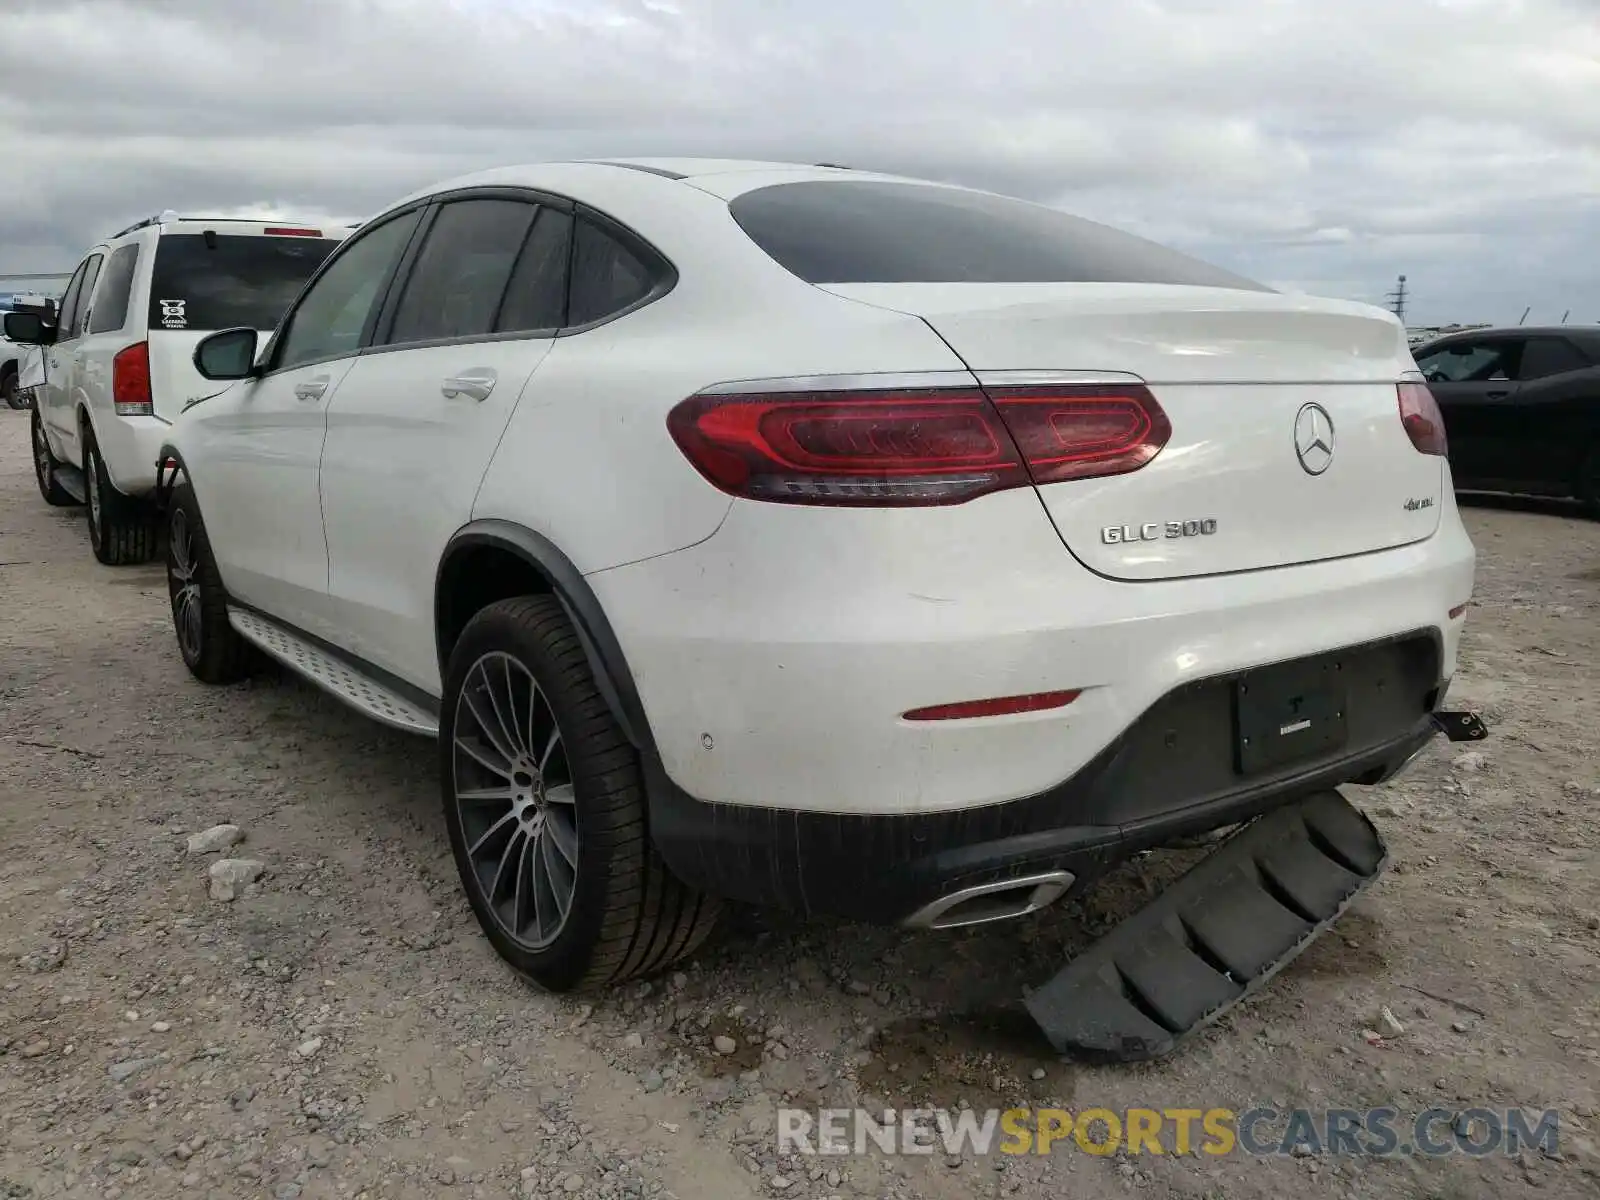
[
  {"xmin": 1024, "ymin": 790, "xmax": 1387, "ymax": 1063},
  {"xmin": 53, "ymin": 463, "xmax": 88, "ymax": 504},
  {"xmin": 227, "ymin": 608, "xmax": 439, "ymax": 737}
]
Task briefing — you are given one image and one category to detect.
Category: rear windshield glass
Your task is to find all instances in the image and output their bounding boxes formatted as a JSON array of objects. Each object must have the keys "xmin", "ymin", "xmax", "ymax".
[
  {"xmin": 149, "ymin": 234, "xmax": 341, "ymax": 331},
  {"xmin": 729, "ymin": 180, "xmax": 1269, "ymax": 290}
]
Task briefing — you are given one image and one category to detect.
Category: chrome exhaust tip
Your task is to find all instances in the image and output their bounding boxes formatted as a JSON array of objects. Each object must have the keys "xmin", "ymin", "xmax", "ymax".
[{"xmin": 903, "ymin": 870, "xmax": 1076, "ymax": 931}]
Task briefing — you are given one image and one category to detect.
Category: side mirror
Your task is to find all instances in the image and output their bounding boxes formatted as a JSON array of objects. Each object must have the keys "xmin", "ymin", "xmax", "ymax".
[
  {"xmin": 194, "ymin": 327, "xmax": 260, "ymax": 380},
  {"xmin": 3, "ymin": 311, "xmax": 55, "ymax": 346}
]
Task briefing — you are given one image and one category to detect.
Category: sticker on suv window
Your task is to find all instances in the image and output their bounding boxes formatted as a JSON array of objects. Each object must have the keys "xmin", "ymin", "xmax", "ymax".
[{"xmin": 158, "ymin": 299, "xmax": 188, "ymax": 328}]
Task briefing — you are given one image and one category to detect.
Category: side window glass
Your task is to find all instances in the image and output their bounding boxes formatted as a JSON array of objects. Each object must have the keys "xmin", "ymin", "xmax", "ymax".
[
  {"xmin": 384, "ymin": 199, "xmax": 537, "ymax": 346},
  {"xmin": 567, "ymin": 217, "xmax": 655, "ymax": 327},
  {"xmin": 1418, "ymin": 341, "xmax": 1519, "ymax": 384},
  {"xmin": 87, "ymin": 244, "xmax": 141, "ymax": 334},
  {"xmin": 1520, "ymin": 337, "xmax": 1589, "ymax": 381},
  {"xmin": 69, "ymin": 255, "xmax": 104, "ymax": 339},
  {"xmin": 274, "ymin": 210, "xmax": 422, "ymax": 371},
  {"xmin": 53, "ymin": 260, "xmax": 91, "ymax": 340},
  {"xmin": 496, "ymin": 207, "xmax": 573, "ymax": 333}
]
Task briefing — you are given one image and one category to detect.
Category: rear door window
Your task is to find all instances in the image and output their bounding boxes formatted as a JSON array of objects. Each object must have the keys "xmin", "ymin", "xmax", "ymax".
[
  {"xmin": 497, "ymin": 207, "xmax": 573, "ymax": 333},
  {"xmin": 728, "ymin": 179, "xmax": 1269, "ymax": 289},
  {"xmin": 1520, "ymin": 336, "xmax": 1590, "ymax": 380},
  {"xmin": 149, "ymin": 233, "xmax": 342, "ymax": 332},
  {"xmin": 382, "ymin": 199, "xmax": 538, "ymax": 346},
  {"xmin": 87, "ymin": 244, "xmax": 141, "ymax": 334}
]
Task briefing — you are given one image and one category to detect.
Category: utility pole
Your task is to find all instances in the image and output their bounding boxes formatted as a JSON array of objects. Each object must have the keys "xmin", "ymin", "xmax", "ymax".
[{"xmin": 1386, "ymin": 274, "xmax": 1408, "ymax": 324}]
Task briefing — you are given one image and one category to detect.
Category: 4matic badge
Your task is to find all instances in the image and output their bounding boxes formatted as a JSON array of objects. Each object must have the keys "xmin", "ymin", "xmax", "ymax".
[{"xmin": 1101, "ymin": 519, "xmax": 1218, "ymax": 545}]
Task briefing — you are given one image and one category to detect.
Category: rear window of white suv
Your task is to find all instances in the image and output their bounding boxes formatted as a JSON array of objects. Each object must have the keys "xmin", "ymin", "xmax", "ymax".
[
  {"xmin": 148, "ymin": 233, "xmax": 342, "ymax": 332},
  {"xmin": 728, "ymin": 179, "xmax": 1270, "ymax": 290}
]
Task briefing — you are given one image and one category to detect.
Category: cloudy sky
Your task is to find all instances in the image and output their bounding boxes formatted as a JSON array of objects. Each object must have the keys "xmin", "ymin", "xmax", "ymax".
[{"xmin": 2, "ymin": 0, "xmax": 1597, "ymax": 325}]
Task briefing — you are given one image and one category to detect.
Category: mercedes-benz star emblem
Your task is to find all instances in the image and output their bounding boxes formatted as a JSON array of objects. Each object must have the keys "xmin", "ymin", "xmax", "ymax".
[{"xmin": 1294, "ymin": 403, "xmax": 1335, "ymax": 476}]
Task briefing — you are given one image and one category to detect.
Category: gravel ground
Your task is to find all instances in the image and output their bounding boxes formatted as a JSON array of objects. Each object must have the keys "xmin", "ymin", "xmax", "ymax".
[{"xmin": 1, "ymin": 405, "xmax": 1596, "ymax": 1200}]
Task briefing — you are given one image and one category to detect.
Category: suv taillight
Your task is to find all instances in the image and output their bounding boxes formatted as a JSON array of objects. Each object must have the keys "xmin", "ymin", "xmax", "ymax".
[
  {"xmin": 112, "ymin": 342, "xmax": 153, "ymax": 416},
  {"xmin": 1398, "ymin": 381, "xmax": 1446, "ymax": 456},
  {"xmin": 666, "ymin": 383, "xmax": 1170, "ymax": 507}
]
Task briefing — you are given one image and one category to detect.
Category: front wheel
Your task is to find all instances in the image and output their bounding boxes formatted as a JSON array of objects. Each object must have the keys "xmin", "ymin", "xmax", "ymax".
[
  {"xmin": 166, "ymin": 484, "xmax": 257, "ymax": 683},
  {"xmin": 440, "ymin": 596, "xmax": 720, "ymax": 992},
  {"xmin": 84, "ymin": 435, "xmax": 156, "ymax": 565}
]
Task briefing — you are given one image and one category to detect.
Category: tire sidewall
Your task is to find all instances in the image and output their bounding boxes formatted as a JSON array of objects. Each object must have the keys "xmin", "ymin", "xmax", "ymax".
[
  {"xmin": 31, "ymin": 408, "xmax": 54, "ymax": 497},
  {"xmin": 84, "ymin": 438, "xmax": 106, "ymax": 556},
  {"xmin": 439, "ymin": 605, "xmax": 635, "ymax": 992}
]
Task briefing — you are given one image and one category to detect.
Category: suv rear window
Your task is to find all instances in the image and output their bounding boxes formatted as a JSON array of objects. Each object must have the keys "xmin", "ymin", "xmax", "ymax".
[
  {"xmin": 148, "ymin": 234, "xmax": 341, "ymax": 332},
  {"xmin": 728, "ymin": 180, "xmax": 1269, "ymax": 290}
]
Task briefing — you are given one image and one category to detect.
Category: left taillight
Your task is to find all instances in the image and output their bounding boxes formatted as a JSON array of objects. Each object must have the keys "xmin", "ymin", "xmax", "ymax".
[
  {"xmin": 112, "ymin": 342, "xmax": 153, "ymax": 416},
  {"xmin": 1398, "ymin": 381, "xmax": 1447, "ymax": 456},
  {"xmin": 665, "ymin": 382, "xmax": 1170, "ymax": 507}
]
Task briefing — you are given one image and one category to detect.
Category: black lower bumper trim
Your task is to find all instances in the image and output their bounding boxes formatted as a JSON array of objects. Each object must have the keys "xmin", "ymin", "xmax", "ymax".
[
  {"xmin": 647, "ymin": 631, "xmax": 1443, "ymax": 923},
  {"xmin": 1023, "ymin": 790, "xmax": 1388, "ymax": 1061}
]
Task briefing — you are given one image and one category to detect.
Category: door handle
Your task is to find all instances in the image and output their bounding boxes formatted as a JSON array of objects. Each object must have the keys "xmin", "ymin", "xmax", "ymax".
[
  {"xmin": 293, "ymin": 377, "xmax": 329, "ymax": 402},
  {"xmin": 1485, "ymin": 390, "xmax": 1509, "ymax": 400},
  {"xmin": 441, "ymin": 368, "xmax": 497, "ymax": 402}
]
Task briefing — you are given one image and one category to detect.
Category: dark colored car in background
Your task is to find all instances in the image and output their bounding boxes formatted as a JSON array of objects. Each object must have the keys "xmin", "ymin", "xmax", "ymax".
[{"xmin": 1411, "ymin": 325, "xmax": 1600, "ymax": 515}]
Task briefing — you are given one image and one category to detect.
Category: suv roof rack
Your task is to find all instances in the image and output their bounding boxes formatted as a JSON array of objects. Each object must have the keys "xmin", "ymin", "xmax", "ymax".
[
  {"xmin": 107, "ymin": 210, "xmax": 180, "ymax": 241},
  {"xmin": 105, "ymin": 213, "xmax": 327, "ymax": 241}
]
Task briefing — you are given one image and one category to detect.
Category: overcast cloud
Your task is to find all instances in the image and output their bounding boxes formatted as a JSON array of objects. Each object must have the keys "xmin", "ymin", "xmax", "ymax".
[{"xmin": 2, "ymin": 0, "xmax": 1597, "ymax": 324}]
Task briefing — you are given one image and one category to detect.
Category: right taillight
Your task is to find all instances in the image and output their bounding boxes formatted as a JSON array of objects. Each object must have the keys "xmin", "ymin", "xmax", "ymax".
[
  {"xmin": 1398, "ymin": 381, "xmax": 1446, "ymax": 456},
  {"xmin": 665, "ymin": 382, "xmax": 1170, "ymax": 507}
]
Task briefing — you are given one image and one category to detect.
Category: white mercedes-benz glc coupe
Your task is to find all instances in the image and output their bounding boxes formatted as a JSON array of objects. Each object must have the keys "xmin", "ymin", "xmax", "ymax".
[{"xmin": 157, "ymin": 159, "xmax": 1475, "ymax": 1000}]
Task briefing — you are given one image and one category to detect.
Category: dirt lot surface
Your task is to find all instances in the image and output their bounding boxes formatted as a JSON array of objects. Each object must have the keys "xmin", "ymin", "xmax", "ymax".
[{"xmin": 1, "ymin": 404, "xmax": 1597, "ymax": 1200}]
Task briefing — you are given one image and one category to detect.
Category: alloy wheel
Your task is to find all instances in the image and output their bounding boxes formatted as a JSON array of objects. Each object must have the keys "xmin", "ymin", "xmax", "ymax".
[
  {"xmin": 33, "ymin": 416, "xmax": 51, "ymax": 490},
  {"xmin": 169, "ymin": 507, "xmax": 203, "ymax": 662},
  {"xmin": 86, "ymin": 450, "xmax": 102, "ymax": 543},
  {"xmin": 451, "ymin": 652, "xmax": 579, "ymax": 950}
]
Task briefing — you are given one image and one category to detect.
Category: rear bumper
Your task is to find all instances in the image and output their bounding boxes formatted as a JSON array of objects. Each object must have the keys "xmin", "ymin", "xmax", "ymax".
[
  {"xmin": 87, "ymin": 411, "xmax": 169, "ymax": 496},
  {"xmin": 645, "ymin": 636, "xmax": 1444, "ymax": 922},
  {"xmin": 588, "ymin": 490, "xmax": 1476, "ymax": 818},
  {"xmin": 582, "ymin": 487, "xmax": 1474, "ymax": 923}
]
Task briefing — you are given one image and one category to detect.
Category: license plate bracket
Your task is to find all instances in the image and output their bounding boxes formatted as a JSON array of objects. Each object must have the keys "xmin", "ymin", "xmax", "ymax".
[{"xmin": 1234, "ymin": 657, "xmax": 1348, "ymax": 775}]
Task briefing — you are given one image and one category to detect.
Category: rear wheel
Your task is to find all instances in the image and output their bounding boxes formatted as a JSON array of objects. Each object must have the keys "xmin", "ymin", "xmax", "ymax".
[
  {"xmin": 32, "ymin": 408, "xmax": 79, "ymax": 506},
  {"xmin": 441, "ymin": 596, "xmax": 720, "ymax": 992},
  {"xmin": 84, "ymin": 435, "xmax": 156, "ymax": 565},
  {"xmin": 166, "ymin": 483, "xmax": 257, "ymax": 683},
  {"xmin": 1578, "ymin": 442, "xmax": 1600, "ymax": 518}
]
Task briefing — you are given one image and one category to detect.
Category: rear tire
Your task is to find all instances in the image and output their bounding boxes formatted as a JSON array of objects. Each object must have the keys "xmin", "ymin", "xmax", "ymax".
[
  {"xmin": 166, "ymin": 483, "xmax": 257, "ymax": 684},
  {"xmin": 32, "ymin": 408, "xmax": 79, "ymax": 506},
  {"xmin": 441, "ymin": 596, "xmax": 720, "ymax": 992},
  {"xmin": 1578, "ymin": 442, "xmax": 1600, "ymax": 519},
  {"xmin": 84, "ymin": 434, "xmax": 157, "ymax": 565}
]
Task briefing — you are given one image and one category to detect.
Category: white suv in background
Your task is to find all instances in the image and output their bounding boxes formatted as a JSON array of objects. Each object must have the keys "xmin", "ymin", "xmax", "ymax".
[{"xmin": 3, "ymin": 216, "xmax": 347, "ymax": 563}]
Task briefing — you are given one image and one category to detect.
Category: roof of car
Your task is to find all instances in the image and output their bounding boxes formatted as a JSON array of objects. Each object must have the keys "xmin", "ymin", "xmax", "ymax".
[
  {"xmin": 587, "ymin": 158, "xmax": 861, "ymax": 180},
  {"xmin": 1423, "ymin": 325, "xmax": 1593, "ymax": 340}
]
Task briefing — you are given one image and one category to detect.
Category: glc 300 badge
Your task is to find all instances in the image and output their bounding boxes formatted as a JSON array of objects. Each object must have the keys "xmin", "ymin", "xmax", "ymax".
[{"xmin": 1101, "ymin": 519, "xmax": 1218, "ymax": 545}]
